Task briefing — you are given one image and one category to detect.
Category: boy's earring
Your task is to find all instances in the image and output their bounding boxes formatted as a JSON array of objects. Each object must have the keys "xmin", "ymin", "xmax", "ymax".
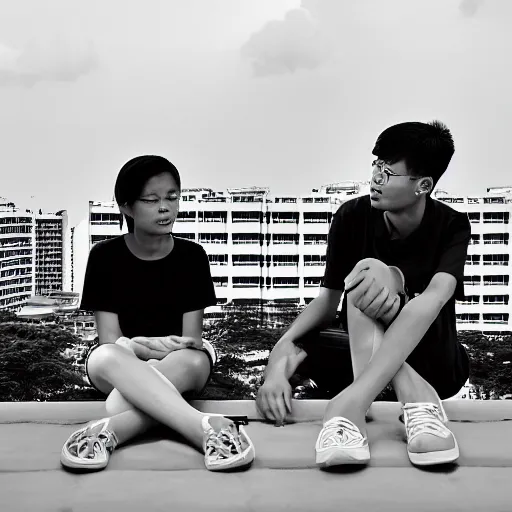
[{"xmin": 415, "ymin": 190, "xmax": 421, "ymax": 196}]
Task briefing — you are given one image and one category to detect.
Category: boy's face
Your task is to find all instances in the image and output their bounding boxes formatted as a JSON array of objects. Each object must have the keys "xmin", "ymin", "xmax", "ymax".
[{"xmin": 369, "ymin": 159, "xmax": 421, "ymax": 211}]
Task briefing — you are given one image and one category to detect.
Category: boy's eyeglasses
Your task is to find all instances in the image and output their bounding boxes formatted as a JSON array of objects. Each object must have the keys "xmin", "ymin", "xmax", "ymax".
[{"xmin": 372, "ymin": 159, "xmax": 420, "ymax": 186}]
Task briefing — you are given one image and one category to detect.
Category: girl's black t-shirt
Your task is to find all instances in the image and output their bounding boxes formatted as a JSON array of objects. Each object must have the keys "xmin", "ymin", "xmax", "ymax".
[{"xmin": 80, "ymin": 235, "xmax": 216, "ymax": 338}]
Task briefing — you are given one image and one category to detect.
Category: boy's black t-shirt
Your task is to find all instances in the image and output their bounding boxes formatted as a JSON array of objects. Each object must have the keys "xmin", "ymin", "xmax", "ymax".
[
  {"xmin": 322, "ymin": 194, "xmax": 471, "ymax": 374},
  {"xmin": 80, "ymin": 235, "xmax": 216, "ymax": 338}
]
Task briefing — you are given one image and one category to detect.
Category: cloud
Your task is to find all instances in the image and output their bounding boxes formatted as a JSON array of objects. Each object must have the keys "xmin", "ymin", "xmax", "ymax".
[
  {"xmin": 0, "ymin": 35, "xmax": 98, "ymax": 87},
  {"xmin": 459, "ymin": 0, "xmax": 485, "ymax": 17},
  {"xmin": 241, "ymin": 6, "xmax": 330, "ymax": 77}
]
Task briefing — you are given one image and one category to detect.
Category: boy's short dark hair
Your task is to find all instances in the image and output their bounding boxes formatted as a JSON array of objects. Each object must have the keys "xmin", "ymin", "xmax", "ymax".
[
  {"xmin": 114, "ymin": 155, "xmax": 181, "ymax": 233},
  {"xmin": 372, "ymin": 120, "xmax": 455, "ymax": 188}
]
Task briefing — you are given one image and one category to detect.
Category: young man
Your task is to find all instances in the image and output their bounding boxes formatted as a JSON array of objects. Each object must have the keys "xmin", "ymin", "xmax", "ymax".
[{"xmin": 256, "ymin": 120, "xmax": 471, "ymax": 467}]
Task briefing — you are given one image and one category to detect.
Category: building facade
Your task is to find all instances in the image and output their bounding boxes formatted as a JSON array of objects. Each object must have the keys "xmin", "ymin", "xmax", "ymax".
[
  {"xmin": 0, "ymin": 198, "xmax": 35, "ymax": 311},
  {"xmin": 73, "ymin": 184, "xmax": 512, "ymax": 333},
  {"xmin": 435, "ymin": 187, "xmax": 512, "ymax": 335},
  {"xmin": 35, "ymin": 211, "xmax": 69, "ymax": 296}
]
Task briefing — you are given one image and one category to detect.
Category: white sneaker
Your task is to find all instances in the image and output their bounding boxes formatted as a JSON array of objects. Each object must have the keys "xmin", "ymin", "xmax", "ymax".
[
  {"xmin": 202, "ymin": 416, "xmax": 255, "ymax": 471},
  {"xmin": 402, "ymin": 402, "xmax": 459, "ymax": 466},
  {"xmin": 315, "ymin": 416, "xmax": 370, "ymax": 467}
]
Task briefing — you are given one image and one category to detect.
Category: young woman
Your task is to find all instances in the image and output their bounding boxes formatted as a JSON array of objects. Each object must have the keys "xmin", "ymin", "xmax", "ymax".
[{"xmin": 60, "ymin": 155, "xmax": 254, "ymax": 472}]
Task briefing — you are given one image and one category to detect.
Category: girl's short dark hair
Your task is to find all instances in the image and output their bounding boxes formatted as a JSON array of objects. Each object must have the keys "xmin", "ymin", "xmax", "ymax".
[
  {"xmin": 372, "ymin": 120, "xmax": 455, "ymax": 188},
  {"xmin": 114, "ymin": 155, "xmax": 181, "ymax": 233}
]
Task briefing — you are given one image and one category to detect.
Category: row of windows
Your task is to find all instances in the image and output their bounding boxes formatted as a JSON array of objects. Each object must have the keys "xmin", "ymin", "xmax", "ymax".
[
  {"xmin": 212, "ymin": 276, "xmax": 322, "ymax": 287},
  {"xmin": 0, "ymin": 277, "xmax": 32, "ymax": 287},
  {"xmin": 177, "ymin": 211, "xmax": 333, "ymax": 223},
  {"xmin": 0, "ymin": 238, "xmax": 32, "ymax": 249},
  {"xmin": 457, "ymin": 295, "xmax": 509, "ymax": 305},
  {"xmin": 0, "ymin": 225, "xmax": 32, "ymax": 235},
  {"xmin": 0, "ymin": 267, "xmax": 31, "ymax": 279},
  {"xmin": 177, "ymin": 233, "xmax": 328, "ymax": 245},
  {"xmin": 208, "ymin": 254, "xmax": 326, "ymax": 266},
  {"xmin": 467, "ymin": 212, "xmax": 510, "ymax": 223},
  {"xmin": 0, "ymin": 217, "xmax": 31, "ymax": 225},
  {"xmin": 457, "ymin": 313, "xmax": 509, "ymax": 324},
  {"xmin": 1, "ymin": 257, "xmax": 32, "ymax": 268},
  {"xmin": 465, "ymin": 254, "xmax": 510, "ymax": 265},
  {"xmin": 0, "ymin": 285, "xmax": 32, "ymax": 297},
  {"xmin": 464, "ymin": 276, "xmax": 510, "ymax": 285},
  {"xmin": 90, "ymin": 213, "xmax": 122, "ymax": 224},
  {"xmin": 0, "ymin": 249, "xmax": 32, "ymax": 259},
  {"xmin": 469, "ymin": 234, "xmax": 509, "ymax": 244}
]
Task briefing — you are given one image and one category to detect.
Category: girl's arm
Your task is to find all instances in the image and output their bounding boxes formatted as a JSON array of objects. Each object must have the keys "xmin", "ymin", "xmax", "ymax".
[{"xmin": 95, "ymin": 311, "xmax": 123, "ymax": 345}]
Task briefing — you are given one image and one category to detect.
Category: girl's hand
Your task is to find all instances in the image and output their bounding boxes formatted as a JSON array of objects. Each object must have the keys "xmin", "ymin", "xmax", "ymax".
[{"xmin": 128, "ymin": 335, "xmax": 203, "ymax": 360}]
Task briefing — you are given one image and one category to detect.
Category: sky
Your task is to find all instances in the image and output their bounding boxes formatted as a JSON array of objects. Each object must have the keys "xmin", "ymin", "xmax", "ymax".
[{"xmin": 1, "ymin": 0, "xmax": 511, "ymax": 226}]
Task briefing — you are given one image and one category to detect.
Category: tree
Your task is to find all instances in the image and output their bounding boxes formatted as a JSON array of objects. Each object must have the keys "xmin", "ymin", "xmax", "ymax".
[
  {"xmin": 459, "ymin": 331, "xmax": 512, "ymax": 399},
  {"xmin": 0, "ymin": 318, "xmax": 100, "ymax": 401}
]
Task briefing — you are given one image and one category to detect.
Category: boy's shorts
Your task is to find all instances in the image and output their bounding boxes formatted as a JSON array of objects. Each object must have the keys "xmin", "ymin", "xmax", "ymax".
[
  {"xmin": 84, "ymin": 340, "xmax": 217, "ymax": 397},
  {"xmin": 292, "ymin": 327, "xmax": 470, "ymax": 400}
]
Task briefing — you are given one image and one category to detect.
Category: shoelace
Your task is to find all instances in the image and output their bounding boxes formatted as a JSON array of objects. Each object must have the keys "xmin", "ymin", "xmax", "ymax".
[
  {"xmin": 205, "ymin": 428, "xmax": 243, "ymax": 461},
  {"xmin": 404, "ymin": 404, "xmax": 450, "ymax": 441},
  {"xmin": 319, "ymin": 418, "xmax": 365, "ymax": 448}
]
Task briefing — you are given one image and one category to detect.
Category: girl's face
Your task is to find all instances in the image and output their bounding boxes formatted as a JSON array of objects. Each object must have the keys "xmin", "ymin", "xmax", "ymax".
[{"xmin": 124, "ymin": 172, "xmax": 180, "ymax": 236}]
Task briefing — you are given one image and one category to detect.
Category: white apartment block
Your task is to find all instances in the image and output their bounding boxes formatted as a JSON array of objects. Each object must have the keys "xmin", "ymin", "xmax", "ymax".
[
  {"xmin": 35, "ymin": 211, "xmax": 70, "ymax": 296},
  {"xmin": 0, "ymin": 198, "xmax": 70, "ymax": 311},
  {"xmin": 74, "ymin": 183, "xmax": 512, "ymax": 334},
  {"xmin": 0, "ymin": 198, "xmax": 35, "ymax": 311},
  {"xmin": 434, "ymin": 187, "xmax": 512, "ymax": 335}
]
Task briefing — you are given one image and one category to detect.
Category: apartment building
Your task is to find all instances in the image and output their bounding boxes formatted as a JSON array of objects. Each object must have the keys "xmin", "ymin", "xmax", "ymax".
[
  {"xmin": 74, "ymin": 183, "xmax": 512, "ymax": 333},
  {"xmin": 434, "ymin": 187, "xmax": 512, "ymax": 335},
  {"xmin": 35, "ymin": 211, "xmax": 70, "ymax": 295},
  {"xmin": 0, "ymin": 198, "xmax": 35, "ymax": 311}
]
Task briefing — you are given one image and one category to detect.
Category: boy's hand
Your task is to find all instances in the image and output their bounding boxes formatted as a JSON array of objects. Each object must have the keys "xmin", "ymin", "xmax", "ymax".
[
  {"xmin": 256, "ymin": 375, "xmax": 292, "ymax": 427},
  {"xmin": 345, "ymin": 265, "xmax": 400, "ymax": 322}
]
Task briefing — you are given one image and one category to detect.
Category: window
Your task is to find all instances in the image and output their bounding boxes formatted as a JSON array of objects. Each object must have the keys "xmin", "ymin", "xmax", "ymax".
[
  {"xmin": 90, "ymin": 213, "xmax": 121, "ymax": 225},
  {"xmin": 302, "ymin": 198, "xmax": 313, "ymax": 203},
  {"xmin": 304, "ymin": 277, "xmax": 322, "ymax": 287},
  {"xmin": 483, "ymin": 254, "xmax": 509, "ymax": 266},
  {"xmin": 303, "ymin": 212, "xmax": 331, "ymax": 223},
  {"xmin": 483, "ymin": 295, "xmax": 509, "ymax": 305},
  {"xmin": 177, "ymin": 211, "xmax": 196, "ymax": 222},
  {"xmin": 464, "ymin": 276, "xmax": 481, "ymax": 285},
  {"xmin": 465, "ymin": 254, "xmax": 480, "ymax": 265},
  {"xmin": 273, "ymin": 277, "xmax": 299, "ymax": 288},
  {"xmin": 483, "ymin": 275, "xmax": 509, "ymax": 286},
  {"xmin": 273, "ymin": 255, "xmax": 299, "ymax": 266},
  {"xmin": 272, "ymin": 212, "xmax": 299, "ymax": 223},
  {"xmin": 314, "ymin": 198, "xmax": 329, "ymax": 203},
  {"xmin": 468, "ymin": 198, "xmax": 480, "ymax": 204},
  {"xmin": 272, "ymin": 234, "xmax": 298, "ymax": 244},
  {"xmin": 232, "ymin": 211, "xmax": 262, "ymax": 222},
  {"xmin": 456, "ymin": 313, "xmax": 479, "ymax": 323},
  {"xmin": 456, "ymin": 295, "xmax": 480, "ymax": 305},
  {"xmin": 304, "ymin": 255, "xmax": 326, "ymax": 266},
  {"xmin": 212, "ymin": 276, "xmax": 228, "ymax": 287},
  {"xmin": 232, "ymin": 277, "xmax": 260, "ymax": 287},
  {"xmin": 198, "ymin": 211, "xmax": 226, "ymax": 223},
  {"xmin": 469, "ymin": 234, "xmax": 480, "ymax": 245},
  {"xmin": 232, "ymin": 254, "xmax": 260, "ymax": 266},
  {"xmin": 483, "ymin": 212, "xmax": 509, "ymax": 224},
  {"xmin": 208, "ymin": 254, "xmax": 228, "ymax": 266},
  {"xmin": 199, "ymin": 233, "xmax": 228, "ymax": 244},
  {"xmin": 467, "ymin": 212, "xmax": 480, "ymax": 223},
  {"xmin": 483, "ymin": 233, "xmax": 509, "ymax": 245},
  {"xmin": 232, "ymin": 233, "xmax": 260, "ymax": 244},
  {"xmin": 484, "ymin": 197, "xmax": 505, "ymax": 204},
  {"xmin": 275, "ymin": 198, "xmax": 296, "ymax": 203},
  {"xmin": 483, "ymin": 313, "xmax": 509, "ymax": 324},
  {"xmin": 304, "ymin": 234, "xmax": 327, "ymax": 245}
]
